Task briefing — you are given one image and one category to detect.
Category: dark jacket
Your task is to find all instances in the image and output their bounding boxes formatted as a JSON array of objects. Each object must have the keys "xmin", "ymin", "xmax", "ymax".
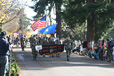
[
  {"xmin": 0, "ymin": 36, "xmax": 11, "ymax": 55},
  {"xmin": 83, "ymin": 41, "xmax": 88, "ymax": 48},
  {"xmin": 55, "ymin": 40, "xmax": 61, "ymax": 45},
  {"xmin": 63, "ymin": 39, "xmax": 73, "ymax": 49}
]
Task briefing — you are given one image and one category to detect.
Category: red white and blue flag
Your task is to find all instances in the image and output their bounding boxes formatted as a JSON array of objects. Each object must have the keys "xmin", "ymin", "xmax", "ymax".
[{"xmin": 31, "ymin": 16, "xmax": 46, "ymax": 31}]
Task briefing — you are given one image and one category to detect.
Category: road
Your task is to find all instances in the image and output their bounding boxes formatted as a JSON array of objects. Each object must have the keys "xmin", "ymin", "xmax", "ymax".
[{"xmin": 13, "ymin": 47, "xmax": 114, "ymax": 76}]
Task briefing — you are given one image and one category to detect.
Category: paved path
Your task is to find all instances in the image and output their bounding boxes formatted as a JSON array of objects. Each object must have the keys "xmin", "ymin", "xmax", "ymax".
[{"xmin": 13, "ymin": 47, "xmax": 114, "ymax": 76}]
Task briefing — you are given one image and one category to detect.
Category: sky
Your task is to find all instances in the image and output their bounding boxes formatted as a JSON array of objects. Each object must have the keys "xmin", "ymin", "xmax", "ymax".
[
  {"xmin": 24, "ymin": 0, "xmax": 36, "ymax": 21},
  {"xmin": 24, "ymin": 0, "xmax": 56, "ymax": 34},
  {"xmin": 24, "ymin": 0, "xmax": 56, "ymax": 24}
]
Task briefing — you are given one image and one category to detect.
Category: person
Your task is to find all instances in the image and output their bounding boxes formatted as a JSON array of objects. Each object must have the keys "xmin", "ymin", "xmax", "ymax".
[
  {"xmin": 63, "ymin": 36, "xmax": 73, "ymax": 61},
  {"xmin": 0, "ymin": 31, "xmax": 11, "ymax": 76},
  {"xmin": 49, "ymin": 37, "xmax": 55, "ymax": 57},
  {"xmin": 103, "ymin": 50, "xmax": 107, "ymax": 61},
  {"xmin": 7, "ymin": 35, "xmax": 12, "ymax": 44},
  {"xmin": 24, "ymin": 35, "xmax": 28, "ymax": 48},
  {"xmin": 76, "ymin": 41, "xmax": 81, "ymax": 54},
  {"xmin": 82, "ymin": 39, "xmax": 88, "ymax": 56},
  {"xmin": 112, "ymin": 46, "xmax": 114, "ymax": 62},
  {"xmin": 99, "ymin": 39, "xmax": 105, "ymax": 60},
  {"xmin": 29, "ymin": 35, "xmax": 33, "ymax": 48},
  {"xmin": 55, "ymin": 37, "xmax": 61, "ymax": 57},
  {"xmin": 31, "ymin": 35, "xmax": 38, "ymax": 60},
  {"xmin": 42, "ymin": 37, "xmax": 49, "ymax": 57},
  {"xmin": 36, "ymin": 35, "xmax": 40, "ymax": 45},
  {"xmin": 15, "ymin": 36, "xmax": 20, "ymax": 47},
  {"xmin": 106, "ymin": 39, "xmax": 112, "ymax": 62},
  {"xmin": 20, "ymin": 35, "xmax": 25, "ymax": 51},
  {"xmin": 43, "ymin": 37, "xmax": 49, "ymax": 45},
  {"xmin": 89, "ymin": 40, "xmax": 94, "ymax": 58},
  {"xmin": 94, "ymin": 45, "xmax": 99, "ymax": 60}
]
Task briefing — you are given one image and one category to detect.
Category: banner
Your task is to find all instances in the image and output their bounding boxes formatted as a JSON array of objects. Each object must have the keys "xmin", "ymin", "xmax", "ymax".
[{"xmin": 39, "ymin": 44, "xmax": 64, "ymax": 56}]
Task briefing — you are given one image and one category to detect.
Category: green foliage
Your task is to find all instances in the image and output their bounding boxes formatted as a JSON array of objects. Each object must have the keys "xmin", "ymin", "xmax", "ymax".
[
  {"xmin": 6, "ymin": 51, "xmax": 20, "ymax": 76},
  {"xmin": 31, "ymin": 0, "xmax": 63, "ymax": 18},
  {"xmin": 103, "ymin": 28, "xmax": 114, "ymax": 40},
  {"xmin": 62, "ymin": 0, "xmax": 114, "ymax": 41}
]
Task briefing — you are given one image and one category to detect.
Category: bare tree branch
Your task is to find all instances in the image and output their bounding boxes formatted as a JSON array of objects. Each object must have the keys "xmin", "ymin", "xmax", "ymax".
[{"xmin": 2, "ymin": 10, "xmax": 21, "ymax": 24}]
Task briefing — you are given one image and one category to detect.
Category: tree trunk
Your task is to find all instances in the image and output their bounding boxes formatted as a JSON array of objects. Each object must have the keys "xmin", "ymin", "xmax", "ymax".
[
  {"xmin": 49, "ymin": 14, "xmax": 52, "ymax": 25},
  {"xmin": 0, "ymin": 23, "xmax": 2, "ymax": 33},
  {"xmin": 56, "ymin": 4, "xmax": 62, "ymax": 39},
  {"xmin": 87, "ymin": 0, "xmax": 95, "ymax": 42},
  {"xmin": 87, "ymin": 16, "xmax": 94, "ymax": 41}
]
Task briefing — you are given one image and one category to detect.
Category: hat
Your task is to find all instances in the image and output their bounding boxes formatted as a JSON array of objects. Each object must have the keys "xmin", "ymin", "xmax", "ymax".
[{"xmin": 1, "ymin": 31, "xmax": 7, "ymax": 36}]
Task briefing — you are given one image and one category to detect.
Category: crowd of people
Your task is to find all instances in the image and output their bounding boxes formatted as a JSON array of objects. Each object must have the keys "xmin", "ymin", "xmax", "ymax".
[
  {"xmin": 29, "ymin": 35, "xmax": 62, "ymax": 60},
  {"xmin": 5, "ymin": 34, "xmax": 114, "ymax": 62},
  {"xmin": 1, "ymin": 30, "xmax": 114, "ymax": 76},
  {"xmin": 72, "ymin": 39, "xmax": 114, "ymax": 62}
]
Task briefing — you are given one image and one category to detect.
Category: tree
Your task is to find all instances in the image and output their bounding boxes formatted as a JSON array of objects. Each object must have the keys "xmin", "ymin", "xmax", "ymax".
[
  {"xmin": 1, "ymin": 0, "xmax": 31, "ymax": 35},
  {"xmin": 0, "ymin": 0, "xmax": 22, "ymax": 32},
  {"xmin": 32, "ymin": 0, "xmax": 63, "ymax": 38},
  {"xmin": 62, "ymin": 0, "xmax": 114, "ymax": 42}
]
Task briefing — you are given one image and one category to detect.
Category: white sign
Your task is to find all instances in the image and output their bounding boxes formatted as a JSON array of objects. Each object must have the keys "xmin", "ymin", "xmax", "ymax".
[{"xmin": 35, "ymin": 45, "xmax": 42, "ymax": 51}]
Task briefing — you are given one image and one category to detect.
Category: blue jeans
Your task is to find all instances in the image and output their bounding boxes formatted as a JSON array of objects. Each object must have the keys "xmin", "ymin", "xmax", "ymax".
[
  {"xmin": 103, "ymin": 56, "xmax": 106, "ymax": 61},
  {"xmin": 0, "ymin": 56, "xmax": 8, "ymax": 76},
  {"xmin": 94, "ymin": 52, "xmax": 99, "ymax": 59},
  {"xmin": 90, "ymin": 52, "xmax": 94, "ymax": 58},
  {"xmin": 112, "ymin": 55, "xmax": 114, "ymax": 62}
]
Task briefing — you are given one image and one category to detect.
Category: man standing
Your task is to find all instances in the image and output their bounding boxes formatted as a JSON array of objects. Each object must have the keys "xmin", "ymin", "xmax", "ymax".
[
  {"xmin": 31, "ymin": 35, "xmax": 38, "ymax": 60},
  {"xmin": 55, "ymin": 37, "xmax": 61, "ymax": 57},
  {"xmin": 29, "ymin": 35, "xmax": 33, "ymax": 48},
  {"xmin": 20, "ymin": 35, "xmax": 25, "ymax": 51},
  {"xmin": 0, "ymin": 31, "xmax": 11, "ymax": 76},
  {"xmin": 82, "ymin": 39, "xmax": 88, "ymax": 56},
  {"xmin": 49, "ymin": 37, "xmax": 55, "ymax": 57},
  {"xmin": 63, "ymin": 36, "xmax": 73, "ymax": 61},
  {"xmin": 15, "ymin": 36, "xmax": 20, "ymax": 47},
  {"xmin": 24, "ymin": 35, "xmax": 28, "ymax": 48}
]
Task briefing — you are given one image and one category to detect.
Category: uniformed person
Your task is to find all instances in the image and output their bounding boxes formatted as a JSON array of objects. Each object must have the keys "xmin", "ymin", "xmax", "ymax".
[
  {"xmin": 31, "ymin": 35, "xmax": 38, "ymax": 60},
  {"xmin": 20, "ymin": 35, "xmax": 25, "ymax": 51},
  {"xmin": 24, "ymin": 35, "xmax": 28, "ymax": 48},
  {"xmin": 7, "ymin": 35, "xmax": 12, "ymax": 44},
  {"xmin": 43, "ymin": 37, "xmax": 49, "ymax": 45},
  {"xmin": 49, "ymin": 37, "xmax": 55, "ymax": 57},
  {"xmin": 29, "ymin": 35, "xmax": 33, "ymax": 48},
  {"xmin": 55, "ymin": 37, "xmax": 61, "ymax": 57},
  {"xmin": 15, "ymin": 35, "xmax": 20, "ymax": 47},
  {"xmin": 63, "ymin": 36, "xmax": 73, "ymax": 61},
  {"xmin": 39, "ymin": 36, "xmax": 43, "ymax": 45}
]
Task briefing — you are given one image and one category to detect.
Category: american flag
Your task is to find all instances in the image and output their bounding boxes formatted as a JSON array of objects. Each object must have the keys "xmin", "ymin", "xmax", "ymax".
[{"xmin": 31, "ymin": 16, "xmax": 46, "ymax": 31}]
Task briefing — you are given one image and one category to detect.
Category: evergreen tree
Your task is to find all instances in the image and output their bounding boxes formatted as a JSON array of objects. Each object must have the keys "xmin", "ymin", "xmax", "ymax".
[
  {"xmin": 31, "ymin": 0, "xmax": 63, "ymax": 38},
  {"xmin": 62, "ymin": 0, "xmax": 114, "ymax": 42}
]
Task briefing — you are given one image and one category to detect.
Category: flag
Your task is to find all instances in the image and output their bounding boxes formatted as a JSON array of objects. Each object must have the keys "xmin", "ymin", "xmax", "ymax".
[
  {"xmin": 40, "ymin": 25, "xmax": 51, "ymax": 34},
  {"xmin": 16, "ymin": 32, "xmax": 19, "ymax": 35},
  {"xmin": 31, "ymin": 16, "xmax": 46, "ymax": 31},
  {"xmin": 20, "ymin": 33, "xmax": 23, "ymax": 37},
  {"xmin": 40, "ymin": 24, "xmax": 57, "ymax": 34}
]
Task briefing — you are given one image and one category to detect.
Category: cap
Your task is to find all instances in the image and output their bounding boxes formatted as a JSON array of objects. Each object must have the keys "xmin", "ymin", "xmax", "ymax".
[{"xmin": 1, "ymin": 31, "xmax": 7, "ymax": 36}]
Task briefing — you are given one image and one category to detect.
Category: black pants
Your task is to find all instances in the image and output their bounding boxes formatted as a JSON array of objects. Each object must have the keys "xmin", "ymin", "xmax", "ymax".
[
  {"xmin": 107, "ymin": 50, "xmax": 112, "ymax": 62},
  {"xmin": 21, "ymin": 45, "xmax": 24, "ymax": 51}
]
